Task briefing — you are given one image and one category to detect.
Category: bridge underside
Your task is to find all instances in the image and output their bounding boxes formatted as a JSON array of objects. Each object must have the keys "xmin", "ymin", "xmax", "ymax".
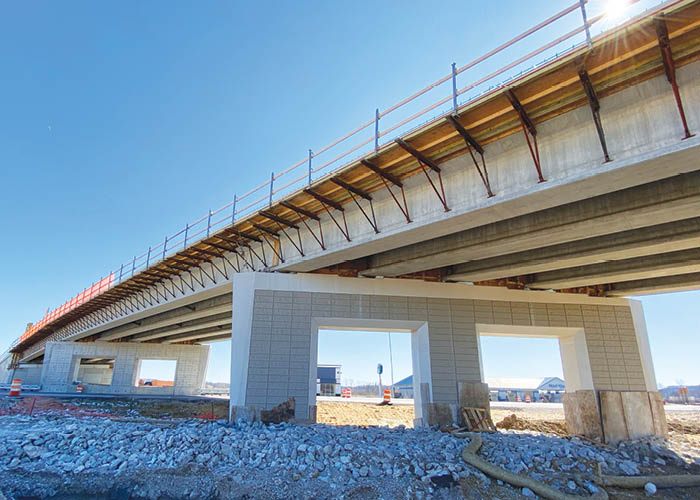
[{"xmin": 344, "ymin": 166, "xmax": 700, "ymax": 297}]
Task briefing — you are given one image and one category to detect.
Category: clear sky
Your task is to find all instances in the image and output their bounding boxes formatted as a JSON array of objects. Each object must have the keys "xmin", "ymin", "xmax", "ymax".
[{"xmin": 1, "ymin": 1, "xmax": 696, "ymax": 388}]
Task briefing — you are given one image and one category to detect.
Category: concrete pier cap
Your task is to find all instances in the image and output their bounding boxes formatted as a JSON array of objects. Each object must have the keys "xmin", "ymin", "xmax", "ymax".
[{"xmin": 228, "ymin": 272, "xmax": 666, "ymax": 440}]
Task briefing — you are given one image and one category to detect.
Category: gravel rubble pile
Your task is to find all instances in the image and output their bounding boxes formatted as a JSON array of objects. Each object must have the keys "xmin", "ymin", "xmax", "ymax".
[{"xmin": 0, "ymin": 414, "xmax": 698, "ymax": 499}]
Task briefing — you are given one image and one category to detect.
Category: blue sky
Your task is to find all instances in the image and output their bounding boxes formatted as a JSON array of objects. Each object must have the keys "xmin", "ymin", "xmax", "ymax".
[{"xmin": 1, "ymin": 1, "xmax": 696, "ymax": 388}]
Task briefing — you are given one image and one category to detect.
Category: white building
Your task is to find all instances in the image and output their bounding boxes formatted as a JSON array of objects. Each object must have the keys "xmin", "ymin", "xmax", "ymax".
[{"xmin": 486, "ymin": 376, "xmax": 566, "ymax": 402}]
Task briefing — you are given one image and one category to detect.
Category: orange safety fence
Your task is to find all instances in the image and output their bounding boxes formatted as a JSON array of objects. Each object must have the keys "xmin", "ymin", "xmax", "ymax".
[{"xmin": 19, "ymin": 273, "xmax": 114, "ymax": 343}]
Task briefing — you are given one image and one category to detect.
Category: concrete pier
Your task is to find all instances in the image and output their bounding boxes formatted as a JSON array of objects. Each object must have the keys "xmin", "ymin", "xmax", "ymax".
[
  {"xmin": 229, "ymin": 272, "xmax": 666, "ymax": 438},
  {"xmin": 38, "ymin": 341, "xmax": 209, "ymax": 396}
]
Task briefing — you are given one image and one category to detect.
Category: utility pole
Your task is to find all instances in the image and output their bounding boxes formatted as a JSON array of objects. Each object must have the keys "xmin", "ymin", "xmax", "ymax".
[{"xmin": 388, "ymin": 332, "xmax": 395, "ymax": 397}]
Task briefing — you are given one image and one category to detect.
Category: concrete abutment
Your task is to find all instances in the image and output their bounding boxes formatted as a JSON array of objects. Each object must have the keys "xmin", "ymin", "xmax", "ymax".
[{"xmin": 229, "ymin": 272, "xmax": 666, "ymax": 441}]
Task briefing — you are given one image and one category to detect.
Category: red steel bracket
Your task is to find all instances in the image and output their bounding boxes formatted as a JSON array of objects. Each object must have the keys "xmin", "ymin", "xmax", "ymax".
[
  {"xmin": 395, "ymin": 138, "xmax": 450, "ymax": 212},
  {"xmin": 304, "ymin": 188, "xmax": 351, "ymax": 242},
  {"xmin": 445, "ymin": 114, "xmax": 494, "ymax": 197},
  {"xmin": 504, "ymin": 88, "xmax": 546, "ymax": 183},
  {"xmin": 655, "ymin": 16, "xmax": 693, "ymax": 139},
  {"xmin": 361, "ymin": 159, "xmax": 411, "ymax": 224}
]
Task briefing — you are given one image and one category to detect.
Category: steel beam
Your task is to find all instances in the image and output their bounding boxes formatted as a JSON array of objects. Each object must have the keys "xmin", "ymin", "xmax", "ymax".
[
  {"xmin": 280, "ymin": 201, "xmax": 325, "ymax": 250},
  {"xmin": 395, "ymin": 138, "xmax": 449, "ymax": 212},
  {"xmin": 330, "ymin": 178, "xmax": 378, "ymax": 234},
  {"xmin": 361, "ymin": 158, "xmax": 410, "ymax": 223},
  {"xmin": 445, "ymin": 114, "xmax": 493, "ymax": 197},
  {"xmin": 655, "ymin": 16, "xmax": 693, "ymax": 139},
  {"xmin": 259, "ymin": 210, "xmax": 299, "ymax": 229},
  {"xmin": 304, "ymin": 188, "xmax": 351, "ymax": 242},
  {"xmin": 578, "ymin": 69, "xmax": 611, "ymax": 162},
  {"xmin": 504, "ymin": 88, "xmax": 545, "ymax": 183},
  {"xmin": 304, "ymin": 188, "xmax": 344, "ymax": 211}
]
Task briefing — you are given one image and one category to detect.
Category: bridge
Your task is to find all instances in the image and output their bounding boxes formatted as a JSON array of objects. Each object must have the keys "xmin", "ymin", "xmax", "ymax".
[{"xmin": 2, "ymin": 0, "xmax": 699, "ymax": 441}]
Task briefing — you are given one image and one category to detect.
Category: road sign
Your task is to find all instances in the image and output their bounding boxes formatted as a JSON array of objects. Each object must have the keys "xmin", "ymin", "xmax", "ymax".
[{"xmin": 377, "ymin": 363, "xmax": 383, "ymax": 375}]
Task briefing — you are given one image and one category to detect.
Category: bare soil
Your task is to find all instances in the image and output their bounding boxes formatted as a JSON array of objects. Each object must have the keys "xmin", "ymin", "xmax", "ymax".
[{"xmin": 316, "ymin": 401, "xmax": 415, "ymax": 427}]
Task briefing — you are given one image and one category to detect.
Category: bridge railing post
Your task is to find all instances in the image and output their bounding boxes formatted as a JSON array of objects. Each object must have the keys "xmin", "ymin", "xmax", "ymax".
[
  {"xmin": 269, "ymin": 172, "xmax": 274, "ymax": 207},
  {"xmin": 452, "ymin": 63, "xmax": 458, "ymax": 114},
  {"xmin": 374, "ymin": 108, "xmax": 380, "ymax": 152},
  {"xmin": 579, "ymin": 0, "xmax": 592, "ymax": 49},
  {"xmin": 308, "ymin": 150, "xmax": 312, "ymax": 185}
]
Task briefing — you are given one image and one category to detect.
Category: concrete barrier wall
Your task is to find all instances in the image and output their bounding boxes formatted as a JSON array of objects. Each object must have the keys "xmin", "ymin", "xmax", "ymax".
[{"xmin": 40, "ymin": 341, "xmax": 210, "ymax": 396}]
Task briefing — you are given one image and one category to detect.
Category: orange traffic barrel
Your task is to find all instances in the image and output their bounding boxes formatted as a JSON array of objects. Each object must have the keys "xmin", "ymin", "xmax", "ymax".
[
  {"xmin": 76, "ymin": 384, "xmax": 84, "ymax": 393},
  {"xmin": 525, "ymin": 394, "xmax": 531, "ymax": 403},
  {"xmin": 383, "ymin": 389, "xmax": 391, "ymax": 403},
  {"xmin": 9, "ymin": 378, "xmax": 22, "ymax": 397}
]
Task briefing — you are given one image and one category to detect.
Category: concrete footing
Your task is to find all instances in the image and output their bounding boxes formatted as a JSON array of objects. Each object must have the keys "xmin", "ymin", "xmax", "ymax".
[
  {"xmin": 564, "ymin": 390, "xmax": 667, "ymax": 443},
  {"xmin": 563, "ymin": 390, "xmax": 604, "ymax": 440}
]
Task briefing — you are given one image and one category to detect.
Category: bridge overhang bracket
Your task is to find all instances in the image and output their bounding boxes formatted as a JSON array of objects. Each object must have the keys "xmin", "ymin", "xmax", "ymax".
[
  {"xmin": 259, "ymin": 211, "xmax": 304, "ymax": 257},
  {"xmin": 578, "ymin": 69, "xmax": 611, "ymax": 163},
  {"xmin": 445, "ymin": 114, "xmax": 494, "ymax": 198},
  {"xmin": 225, "ymin": 230, "xmax": 266, "ymax": 267},
  {"xmin": 230, "ymin": 229, "xmax": 262, "ymax": 244},
  {"xmin": 252, "ymin": 223, "xmax": 285, "ymax": 264},
  {"xmin": 279, "ymin": 201, "xmax": 325, "ymax": 251},
  {"xmin": 504, "ymin": 88, "xmax": 546, "ymax": 183},
  {"xmin": 184, "ymin": 249, "xmax": 221, "ymax": 282},
  {"xmin": 395, "ymin": 138, "xmax": 449, "ymax": 212},
  {"xmin": 304, "ymin": 188, "xmax": 351, "ymax": 242},
  {"xmin": 360, "ymin": 159, "xmax": 411, "ymax": 224},
  {"xmin": 654, "ymin": 16, "xmax": 694, "ymax": 139},
  {"xmin": 192, "ymin": 246, "xmax": 235, "ymax": 277},
  {"xmin": 330, "ymin": 178, "xmax": 379, "ymax": 234}
]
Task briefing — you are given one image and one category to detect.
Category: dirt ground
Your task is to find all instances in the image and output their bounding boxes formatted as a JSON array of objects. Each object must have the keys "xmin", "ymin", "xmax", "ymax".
[
  {"xmin": 316, "ymin": 401, "xmax": 415, "ymax": 427},
  {"xmin": 0, "ymin": 395, "xmax": 230, "ymax": 420},
  {"xmin": 316, "ymin": 400, "xmax": 700, "ymax": 444}
]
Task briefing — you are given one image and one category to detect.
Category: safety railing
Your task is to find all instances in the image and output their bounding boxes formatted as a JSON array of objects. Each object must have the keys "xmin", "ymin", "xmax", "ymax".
[{"xmin": 15, "ymin": 0, "xmax": 669, "ymax": 347}]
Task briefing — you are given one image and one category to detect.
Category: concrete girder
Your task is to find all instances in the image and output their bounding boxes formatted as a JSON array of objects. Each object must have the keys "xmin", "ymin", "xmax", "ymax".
[
  {"xmin": 129, "ymin": 316, "xmax": 232, "ymax": 343},
  {"xmin": 99, "ymin": 303, "xmax": 232, "ymax": 342},
  {"xmin": 606, "ymin": 272, "xmax": 700, "ymax": 296},
  {"xmin": 197, "ymin": 334, "xmax": 232, "ymax": 344},
  {"xmin": 161, "ymin": 328, "xmax": 233, "ymax": 344},
  {"xmin": 530, "ymin": 247, "xmax": 700, "ymax": 289},
  {"xmin": 445, "ymin": 217, "xmax": 700, "ymax": 282},
  {"xmin": 359, "ymin": 171, "xmax": 700, "ymax": 278}
]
